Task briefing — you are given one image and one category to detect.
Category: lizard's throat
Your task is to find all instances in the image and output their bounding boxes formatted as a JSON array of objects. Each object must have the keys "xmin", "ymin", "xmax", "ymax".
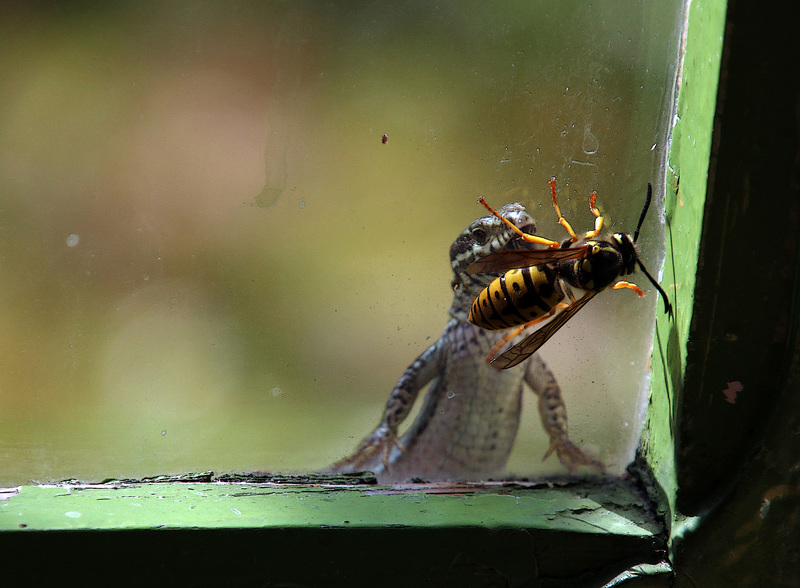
[{"xmin": 449, "ymin": 272, "xmax": 493, "ymax": 321}]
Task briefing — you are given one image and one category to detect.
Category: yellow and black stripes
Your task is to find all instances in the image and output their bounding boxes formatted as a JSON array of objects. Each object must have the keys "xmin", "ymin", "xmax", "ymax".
[{"xmin": 469, "ymin": 265, "xmax": 564, "ymax": 330}]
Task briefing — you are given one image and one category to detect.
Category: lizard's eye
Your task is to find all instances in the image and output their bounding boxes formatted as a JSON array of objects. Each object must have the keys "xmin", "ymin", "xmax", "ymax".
[{"xmin": 470, "ymin": 227, "xmax": 488, "ymax": 244}]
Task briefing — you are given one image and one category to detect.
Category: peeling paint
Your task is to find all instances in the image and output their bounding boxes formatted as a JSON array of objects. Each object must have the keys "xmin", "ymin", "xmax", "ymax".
[{"xmin": 723, "ymin": 381, "xmax": 743, "ymax": 404}]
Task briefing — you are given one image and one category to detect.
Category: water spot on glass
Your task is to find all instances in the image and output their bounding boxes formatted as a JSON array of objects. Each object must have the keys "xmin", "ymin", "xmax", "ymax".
[
  {"xmin": 582, "ymin": 126, "xmax": 599, "ymax": 154},
  {"xmin": 66, "ymin": 234, "xmax": 79, "ymax": 247},
  {"xmin": 298, "ymin": 199, "xmax": 306, "ymax": 210},
  {"xmin": 143, "ymin": 274, "xmax": 150, "ymax": 281},
  {"xmin": 161, "ymin": 430, "xmax": 167, "ymax": 436},
  {"xmin": 271, "ymin": 386, "xmax": 287, "ymax": 398},
  {"xmin": 65, "ymin": 511, "xmax": 82, "ymax": 519}
]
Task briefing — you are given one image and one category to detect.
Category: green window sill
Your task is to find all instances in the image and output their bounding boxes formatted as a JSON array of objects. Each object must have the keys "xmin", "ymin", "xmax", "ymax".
[{"xmin": 2, "ymin": 474, "xmax": 669, "ymax": 585}]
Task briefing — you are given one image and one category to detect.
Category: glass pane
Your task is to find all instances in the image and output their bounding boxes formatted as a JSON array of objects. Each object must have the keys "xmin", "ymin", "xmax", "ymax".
[{"xmin": 0, "ymin": 1, "xmax": 684, "ymax": 485}]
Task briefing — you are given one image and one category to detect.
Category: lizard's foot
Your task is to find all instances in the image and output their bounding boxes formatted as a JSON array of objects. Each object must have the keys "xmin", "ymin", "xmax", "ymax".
[
  {"xmin": 326, "ymin": 424, "xmax": 405, "ymax": 473},
  {"xmin": 543, "ymin": 437, "xmax": 606, "ymax": 473}
]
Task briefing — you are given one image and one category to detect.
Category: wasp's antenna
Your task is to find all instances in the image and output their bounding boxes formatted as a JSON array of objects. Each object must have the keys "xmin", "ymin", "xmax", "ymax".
[
  {"xmin": 636, "ymin": 258, "xmax": 673, "ymax": 318},
  {"xmin": 633, "ymin": 183, "xmax": 653, "ymax": 244},
  {"xmin": 631, "ymin": 183, "xmax": 673, "ymax": 318}
]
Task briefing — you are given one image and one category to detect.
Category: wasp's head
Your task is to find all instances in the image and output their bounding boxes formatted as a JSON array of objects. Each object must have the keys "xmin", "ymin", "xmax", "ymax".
[
  {"xmin": 562, "ymin": 233, "xmax": 638, "ymax": 292},
  {"xmin": 612, "ymin": 233, "xmax": 639, "ymax": 276}
]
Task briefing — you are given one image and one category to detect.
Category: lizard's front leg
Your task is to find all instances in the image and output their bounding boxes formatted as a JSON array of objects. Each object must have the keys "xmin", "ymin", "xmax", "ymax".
[
  {"xmin": 327, "ymin": 343, "xmax": 444, "ymax": 473},
  {"xmin": 524, "ymin": 354, "xmax": 606, "ymax": 473}
]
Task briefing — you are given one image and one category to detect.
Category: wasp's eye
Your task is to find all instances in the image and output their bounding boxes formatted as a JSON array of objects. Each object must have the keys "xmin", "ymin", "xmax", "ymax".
[{"xmin": 471, "ymin": 228, "xmax": 488, "ymax": 244}]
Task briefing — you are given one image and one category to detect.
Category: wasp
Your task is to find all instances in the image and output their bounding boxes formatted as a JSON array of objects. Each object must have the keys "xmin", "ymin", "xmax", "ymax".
[{"xmin": 467, "ymin": 178, "xmax": 673, "ymax": 370}]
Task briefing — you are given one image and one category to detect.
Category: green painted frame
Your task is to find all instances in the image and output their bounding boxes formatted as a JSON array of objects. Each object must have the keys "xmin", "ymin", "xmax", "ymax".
[{"xmin": 2, "ymin": 1, "xmax": 747, "ymax": 584}]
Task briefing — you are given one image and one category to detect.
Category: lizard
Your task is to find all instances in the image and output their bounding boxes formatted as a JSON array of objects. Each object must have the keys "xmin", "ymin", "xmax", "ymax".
[{"xmin": 327, "ymin": 202, "xmax": 605, "ymax": 483}]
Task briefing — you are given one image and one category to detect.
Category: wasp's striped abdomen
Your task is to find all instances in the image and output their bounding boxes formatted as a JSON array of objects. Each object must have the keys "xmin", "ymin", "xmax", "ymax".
[{"xmin": 469, "ymin": 265, "xmax": 564, "ymax": 330}]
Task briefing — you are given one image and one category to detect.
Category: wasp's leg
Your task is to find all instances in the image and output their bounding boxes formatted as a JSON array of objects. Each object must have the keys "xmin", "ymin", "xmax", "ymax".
[
  {"xmin": 549, "ymin": 180, "xmax": 606, "ymax": 241},
  {"xmin": 485, "ymin": 302, "xmax": 569, "ymax": 363},
  {"xmin": 477, "ymin": 197, "xmax": 560, "ymax": 248},
  {"xmin": 582, "ymin": 190, "xmax": 604, "ymax": 239},
  {"xmin": 611, "ymin": 281, "xmax": 645, "ymax": 296},
  {"xmin": 548, "ymin": 178, "xmax": 580, "ymax": 243},
  {"xmin": 524, "ymin": 354, "xmax": 606, "ymax": 473}
]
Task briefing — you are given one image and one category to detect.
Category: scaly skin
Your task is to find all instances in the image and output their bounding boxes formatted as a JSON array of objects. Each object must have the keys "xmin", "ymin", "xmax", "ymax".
[{"xmin": 327, "ymin": 203, "xmax": 604, "ymax": 482}]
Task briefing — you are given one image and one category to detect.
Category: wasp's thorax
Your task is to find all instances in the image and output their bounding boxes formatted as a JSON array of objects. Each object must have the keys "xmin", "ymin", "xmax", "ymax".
[
  {"xmin": 449, "ymin": 203, "xmax": 537, "ymax": 320},
  {"xmin": 559, "ymin": 233, "xmax": 639, "ymax": 292}
]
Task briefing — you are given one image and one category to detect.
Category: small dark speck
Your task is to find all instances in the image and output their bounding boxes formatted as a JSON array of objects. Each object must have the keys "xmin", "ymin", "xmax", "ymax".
[
  {"xmin": 344, "ymin": 520, "xmax": 350, "ymax": 524},
  {"xmin": 381, "ymin": 133, "xmax": 389, "ymax": 144},
  {"xmin": 19, "ymin": 524, "xmax": 27, "ymax": 529}
]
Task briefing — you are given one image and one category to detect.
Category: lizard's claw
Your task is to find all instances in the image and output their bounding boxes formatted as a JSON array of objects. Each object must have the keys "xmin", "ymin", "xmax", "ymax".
[
  {"xmin": 327, "ymin": 423, "xmax": 404, "ymax": 473},
  {"xmin": 380, "ymin": 435, "xmax": 406, "ymax": 470},
  {"xmin": 543, "ymin": 436, "xmax": 606, "ymax": 474}
]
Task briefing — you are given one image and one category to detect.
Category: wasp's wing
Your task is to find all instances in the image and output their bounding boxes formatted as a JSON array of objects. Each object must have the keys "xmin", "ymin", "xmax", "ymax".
[
  {"xmin": 467, "ymin": 246, "xmax": 589, "ymax": 275},
  {"xmin": 490, "ymin": 291, "xmax": 598, "ymax": 370}
]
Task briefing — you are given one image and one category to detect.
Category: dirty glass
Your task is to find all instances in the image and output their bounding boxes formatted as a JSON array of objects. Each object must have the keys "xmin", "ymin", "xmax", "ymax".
[{"xmin": 0, "ymin": 1, "xmax": 684, "ymax": 485}]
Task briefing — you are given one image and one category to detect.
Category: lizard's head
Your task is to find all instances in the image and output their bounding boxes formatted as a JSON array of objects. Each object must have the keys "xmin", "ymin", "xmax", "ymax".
[{"xmin": 449, "ymin": 203, "xmax": 537, "ymax": 317}]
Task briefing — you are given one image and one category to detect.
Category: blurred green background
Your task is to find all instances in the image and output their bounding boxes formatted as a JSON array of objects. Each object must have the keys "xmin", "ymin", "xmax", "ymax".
[{"xmin": 0, "ymin": 1, "xmax": 682, "ymax": 485}]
